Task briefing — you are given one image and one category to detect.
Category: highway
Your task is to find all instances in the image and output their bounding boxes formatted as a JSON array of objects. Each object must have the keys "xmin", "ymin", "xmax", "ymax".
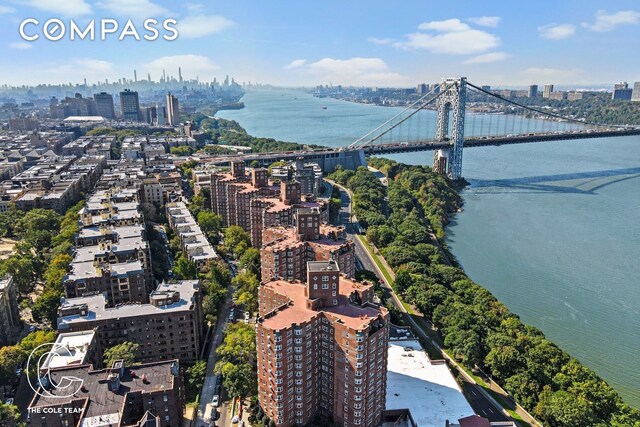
[{"xmin": 329, "ymin": 180, "xmax": 512, "ymax": 424}]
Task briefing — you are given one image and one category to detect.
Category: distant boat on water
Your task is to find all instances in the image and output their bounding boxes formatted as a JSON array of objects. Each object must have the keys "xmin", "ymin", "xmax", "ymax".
[{"xmin": 322, "ymin": 106, "xmax": 327, "ymax": 110}]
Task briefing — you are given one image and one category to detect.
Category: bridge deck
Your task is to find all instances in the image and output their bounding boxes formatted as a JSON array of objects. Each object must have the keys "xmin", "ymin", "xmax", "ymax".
[{"xmin": 195, "ymin": 128, "xmax": 640, "ymax": 168}]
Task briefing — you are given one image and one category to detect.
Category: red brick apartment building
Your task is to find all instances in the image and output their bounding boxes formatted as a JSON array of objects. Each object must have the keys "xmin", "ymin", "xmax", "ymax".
[
  {"xmin": 256, "ymin": 261, "xmax": 389, "ymax": 427},
  {"xmin": 28, "ymin": 359, "xmax": 184, "ymax": 427},
  {"xmin": 261, "ymin": 208, "xmax": 355, "ymax": 282},
  {"xmin": 205, "ymin": 161, "xmax": 329, "ymax": 247}
]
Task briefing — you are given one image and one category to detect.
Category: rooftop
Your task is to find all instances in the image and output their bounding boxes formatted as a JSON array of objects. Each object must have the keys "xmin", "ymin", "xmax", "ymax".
[
  {"xmin": 29, "ymin": 359, "xmax": 179, "ymax": 424},
  {"xmin": 386, "ymin": 339, "xmax": 474, "ymax": 427},
  {"xmin": 260, "ymin": 274, "xmax": 383, "ymax": 330},
  {"xmin": 57, "ymin": 280, "xmax": 199, "ymax": 329},
  {"xmin": 40, "ymin": 330, "xmax": 95, "ymax": 370}
]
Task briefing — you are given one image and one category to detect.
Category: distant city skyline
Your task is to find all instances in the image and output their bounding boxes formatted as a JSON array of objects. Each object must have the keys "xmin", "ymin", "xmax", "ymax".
[{"xmin": 1, "ymin": 0, "xmax": 640, "ymax": 87}]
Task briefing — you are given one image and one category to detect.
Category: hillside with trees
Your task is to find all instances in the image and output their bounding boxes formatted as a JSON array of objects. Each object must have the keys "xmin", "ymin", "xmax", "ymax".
[{"xmin": 328, "ymin": 158, "xmax": 640, "ymax": 427}]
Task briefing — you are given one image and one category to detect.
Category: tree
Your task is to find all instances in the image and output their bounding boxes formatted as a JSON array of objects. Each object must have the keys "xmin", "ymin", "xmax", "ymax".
[
  {"xmin": 0, "ymin": 402, "xmax": 21, "ymax": 426},
  {"xmin": 0, "ymin": 252, "xmax": 38, "ymax": 294},
  {"xmin": 0, "ymin": 346, "xmax": 26, "ymax": 386},
  {"xmin": 44, "ymin": 253, "xmax": 72, "ymax": 289},
  {"xmin": 19, "ymin": 330, "xmax": 58, "ymax": 354},
  {"xmin": 233, "ymin": 272, "xmax": 260, "ymax": 314},
  {"xmin": 197, "ymin": 211, "xmax": 222, "ymax": 244},
  {"xmin": 14, "ymin": 209, "xmax": 61, "ymax": 251},
  {"xmin": 32, "ymin": 289, "xmax": 63, "ymax": 325},
  {"xmin": 170, "ymin": 146, "xmax": 193, "ymax": 156},
  {"xmin": 239, "ymin": 247, "xmax": 261, "ymax": 276},
  {"xmin": 185, "ymin": 360, "xmax": 207, "ymax": 398},
  {"xmin": 393, "ymin": 268, "xmax": 413, "ymax": 295},
  {"xmin": 103, "ymin": 342, "xmax": 139, "ymax": 366},
  {"xmin": 535, "ymin": 387, "xmax": 597, "ymax": 427},
  {"xmin": 221, "ymin": 361, "xmax": 256, "ymax": 399},
  {"xmin": 174, "ymin": 255, "xmax": 197, "ymax": 280},
  {"xmin": 249, "ymin": 160, "xmax": 260, "ymax": 168},
  {"xmin": 215, "ymin": 323, "xmax": 256, "ymax": 368},
  {"xmin": 224, "ymin": 226, "xmax": 252, "ymax": 257}
]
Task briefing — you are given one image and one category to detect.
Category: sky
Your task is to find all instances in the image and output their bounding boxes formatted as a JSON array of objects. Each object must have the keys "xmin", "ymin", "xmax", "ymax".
[{"xmin": 1, "ymin": 0, "xmax": 640, "ymax": 88}]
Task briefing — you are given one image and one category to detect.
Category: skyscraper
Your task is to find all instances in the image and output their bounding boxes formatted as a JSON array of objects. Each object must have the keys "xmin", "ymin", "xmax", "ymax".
[
  {"xmin": 528, "ymin": 84, "xmax": 538, "ymax": 98},
  {"xmin": 166, "ymin": 92, "xmax": 180, "ymax": 126},
  {"xmin": 157, "ymin": 104, "xmax": 166, "ymax": 125},
  {"xmin": 93, "ymin": 92, "xmax": 115, "ymax": 119},
  {"xmin": 543, "ymin": 84, "xmax": 554, "ymax": 98},
  {"xmin": 120, "ymin": 89, "xmax": 141, "ymax": 121},
  {"xmin": 632, "ymin": 82, "xmax": 640, "ymax": 102}
]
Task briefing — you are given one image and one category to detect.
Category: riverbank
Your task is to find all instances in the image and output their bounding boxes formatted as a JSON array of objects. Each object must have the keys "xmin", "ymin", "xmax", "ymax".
[
  {"xmin": 327, "ymin": 159, "xmax": 640, "ymax": 426},
  {"xmin": 217, "ymin": 88, "xmax": 640, "ymax": 408}
]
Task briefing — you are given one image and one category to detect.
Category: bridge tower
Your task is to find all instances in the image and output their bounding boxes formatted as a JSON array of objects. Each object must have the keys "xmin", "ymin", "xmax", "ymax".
[{"xmin": 434, "ymin": 77, "xmax": 467, "ymax": 179}]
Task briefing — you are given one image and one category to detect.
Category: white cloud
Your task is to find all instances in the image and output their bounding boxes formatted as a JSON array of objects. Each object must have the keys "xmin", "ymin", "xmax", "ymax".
[
  {"xmin": 146, "ymin": 55, "xmax": 220, "ymax": 79},
  {"xmin": 284, "ymin": 59, "xmax": 306, "ymax": 70},
  {"xmin": 538, "ymin": 23, "xmax": 576, "ymax": 39},
  {"xmin": 392, "ymin": 19, "xmax": 500, "ymax": 54},
  {"xmin": 22, "ymin": 0, "xmax": 92, "ymax": 16},
  {"xmin": 582, "ymin": 10, "xmax": 640, "ymax": 32},
  {"xmin": 367, "ymin": 37, "xmax": 394, "ymax": 45},
  {"xmin": 521, "ymin": 67, "xmax": 584, "ymax": 83},
  {"xmin": 48, "ymin": 59, "xmax": 115, "ymax": 82},
  {"xmin": 463, "ymin": 51, "xmax": 510, "ymax": 64},
  {"xmin": 176, "ymin": 15, "xmax": 235, "ymax": 38},
  {"xmin": 0, "ymin": 5, "xmax": 15, "ymax": 14},
  {"xmin": 418, "ymin": 18, "xmax": 470, "ymax": 32},
  {"xmin": 9, "ymin": 42, "xmax": 32, "ymax": 50},
  {"xmin": 185, "ymin": 3, "xmax": 205, "ymax": 14},
  {"xmin": 467, "ymin": 16, "xmax": 501, "ymax": 27},
  {"xmin": 292, "ymin": 57, "xmax": 409, "ymax": 86},
  {"xmin": 96, "ymin": 0, "xmax": 169, "ymax": 18},
  {"xmin": 396, "ymin": 31, "xmax": 499, "ymax": 55}
]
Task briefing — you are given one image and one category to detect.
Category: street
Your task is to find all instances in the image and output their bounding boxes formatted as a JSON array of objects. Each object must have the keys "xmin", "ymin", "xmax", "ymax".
[{"xmin": 195, "ymin": 259, "xmax": 237, "ymax": 427}]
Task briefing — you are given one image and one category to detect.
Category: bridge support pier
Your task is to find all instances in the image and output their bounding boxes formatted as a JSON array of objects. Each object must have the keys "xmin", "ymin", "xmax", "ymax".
[
  {"xmin": 433, "ymin": 149, "xmax": 448, "ymax": 174},
  {"xmin": 435, "ymin": 77, "xmax": 466, "ymax": 179}
]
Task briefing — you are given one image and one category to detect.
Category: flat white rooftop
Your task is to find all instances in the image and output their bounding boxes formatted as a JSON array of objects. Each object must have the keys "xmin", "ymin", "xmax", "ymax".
[
  {"xmin": 386, "ymin": 339, "xmax": 474, "ymax": 427},
  {"xmin": 41, "ymin": 330, "xmax": 95, "ymax": 370}
]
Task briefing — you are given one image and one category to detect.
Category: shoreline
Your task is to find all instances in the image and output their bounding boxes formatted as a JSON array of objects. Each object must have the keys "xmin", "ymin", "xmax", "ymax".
[{"xmin": 330, "ymin": 158, "xmax": 640, "ymax": 424}]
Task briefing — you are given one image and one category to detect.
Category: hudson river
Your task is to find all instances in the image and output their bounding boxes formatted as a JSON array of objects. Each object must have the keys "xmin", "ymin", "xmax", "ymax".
[{"xmin": 218, "ymin": 88, "xmax": 640, "ymax": 407}]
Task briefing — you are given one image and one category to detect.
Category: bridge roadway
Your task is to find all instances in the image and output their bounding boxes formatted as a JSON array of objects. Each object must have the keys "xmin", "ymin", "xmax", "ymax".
[
  {"xmin": 194, "ymin": 128, "xmax": 640, "ymax": 171},
  {"xmin": 363, "ymin": 127, "xmax": 640, "ymax": 155}
]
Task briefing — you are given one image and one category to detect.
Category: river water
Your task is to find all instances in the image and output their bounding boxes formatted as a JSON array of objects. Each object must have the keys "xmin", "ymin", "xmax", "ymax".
[{"xmin": 218, "ymin": 88, "xmax": 640, "ymax": 408}]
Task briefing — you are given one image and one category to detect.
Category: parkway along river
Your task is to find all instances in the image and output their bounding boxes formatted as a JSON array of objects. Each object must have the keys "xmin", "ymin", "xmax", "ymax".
[{"xmin": 218, "ymin": 88, "xmax": 640, "ymax": 408}]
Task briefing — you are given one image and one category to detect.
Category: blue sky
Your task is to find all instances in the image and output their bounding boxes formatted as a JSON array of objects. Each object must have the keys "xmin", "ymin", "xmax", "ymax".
[{"xmin": 1, "ymin": 0, "xmax": 640, "ymax": 87}]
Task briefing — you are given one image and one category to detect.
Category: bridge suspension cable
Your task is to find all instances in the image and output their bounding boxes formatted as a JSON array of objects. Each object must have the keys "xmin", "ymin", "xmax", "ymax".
[
  {"xmin": 465, "ymin": 82, "xmax": 627, "ymax": 130},
  {"xmin": 348, "ymin": 82, "xmax": 455, "ymax": 149}
]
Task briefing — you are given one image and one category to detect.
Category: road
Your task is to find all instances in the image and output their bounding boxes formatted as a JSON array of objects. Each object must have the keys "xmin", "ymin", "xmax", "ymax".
[
  {"xmin": 195, "ymin": 260, "xmax": 237, "ymax": 427},
  {"xmin": 329, "ymin": 179, "xmax": 513, "ymax": 424},
  {"xmin": 462, "ymin": 382, "xmax": 509, "ymax": 422}
]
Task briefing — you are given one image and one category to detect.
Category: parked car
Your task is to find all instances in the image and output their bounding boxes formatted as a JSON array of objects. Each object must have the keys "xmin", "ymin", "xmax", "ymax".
[
  {"xmin": 5, "ymin": 398, "xmax": 14, "ymax": 405},
  {"xmin": 15, "ymin": 368, "xmax": 22, "ymax": 377},
  {"xmin": 244, "ymin": 311, "xmax": 250, "ymax": 321},
  {"xmin": 28, "ymin": 325, "xmax": 36, "ymax": 332},
  {"xmin": 211, "ymin": 395, "xmax": 219, "ymax": 407}
]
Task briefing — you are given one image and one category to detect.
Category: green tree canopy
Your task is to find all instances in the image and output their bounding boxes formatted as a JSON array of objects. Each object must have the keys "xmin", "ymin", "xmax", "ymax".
[{"xmin": 103, "ymin": 341, "xmax": 139, "ymax": 366}]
